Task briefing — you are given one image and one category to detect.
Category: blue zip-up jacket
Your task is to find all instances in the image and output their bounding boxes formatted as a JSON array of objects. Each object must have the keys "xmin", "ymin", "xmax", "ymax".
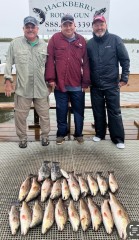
[{"xmin": 87, "ymin": 30, "xmax": 130, "ymax": 89}]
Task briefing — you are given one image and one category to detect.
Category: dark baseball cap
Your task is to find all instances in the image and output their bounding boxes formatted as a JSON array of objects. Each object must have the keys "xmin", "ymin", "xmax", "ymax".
[
  {"xmin": 92, "ymin": 15, "xmax": 106, "ymax": 24},
  {"xmin": 61, "ymin": 14, "xmax": 74, "ymax": 24},
  {"xmin": 24, "ymin": 16, "xmax": 38, "ymax": 26}
]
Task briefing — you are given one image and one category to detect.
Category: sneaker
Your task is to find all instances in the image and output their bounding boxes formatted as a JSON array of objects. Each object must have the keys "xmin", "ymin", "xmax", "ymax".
[
  {"xmin": 93, "ymin": 136, "xmax": 101, "ymax": 142},
  {"xmin": 74, "ymin": 136, "xmax": 84, "ymax": 144},
  {"xmin": 116, "ymin": 143, "xmax": 125, "ymax": 149},
  {"xmin": 56, "ymin": 137, "xmax": 65, "ymax": 145},
  {"xmin": 19, "ymin": 140, "xmax": 27, "ymax": 148},
  {"xmin": 42, "ymin": 138, "xmax": 49, "ymax": 146}
]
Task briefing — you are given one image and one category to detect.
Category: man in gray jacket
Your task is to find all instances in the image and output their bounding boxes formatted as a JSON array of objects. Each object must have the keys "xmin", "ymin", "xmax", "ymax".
[
  {"xmin": 4, "ymin": 16, "xmax": 50, "ymax": 148},
  {"xmin": 87, "ymin": 15, "xmax": 130, "ymax": 149}
]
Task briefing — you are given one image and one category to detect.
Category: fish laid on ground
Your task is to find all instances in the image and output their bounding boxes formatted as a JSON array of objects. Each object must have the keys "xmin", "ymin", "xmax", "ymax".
[
  {"xmin": 67, "ymin": 173, "xmax": 80, "ymax": 201},
  {"xmin": 79, "ymin": 198, "xmax": 91, "ymax": 231},
  {"xmin": 78, "ymin": 175, "xmax": 89, "ymax": 197},
  {"xmin": 87, "ymin": 197, "xmax": 102, "ymax": 231},
  {"xmin": 50, "ymin": 179, "xmax": 62, "ymax": 199},
  {"xmin": 38, "ymin": 161, "xmax": 51, "ymax": 182},
  {"xmin": 9, "ymin": 205, "xmax": 20, "ymax": 235},
  {"xmin": 18, "ymin": 175, "xmax": 32, "ymax": 202},
  {"xmin": 108, "ymin": 171, "xmax": 119, "ymax": 193},
  {"xmin": 62, "ymin": 178, "xmax": 70, "ymax": 200},
  {"xmin": 30, "ymin": 200, "xmax": 43, "ymax": 228},
  {"xmin": 20, "ymin": 201, "xmax": 32, "ymax": 235},
  {"xmin": 87, "ymin": 174, "xmax": 99, "ymax": 196},
  {"xmin": 51, "ymin": 162, "xmax": 62, "ymax": 181},
  {"xmin": 25, "ymin": 177, "xmax": 41, "ymax": 202},
  {"xmin": 60, "ymin": 168, "xmax": 69, "ymax": 179},
  {"xmin": 42, "ymin": 199, "xmax": 55, "ymax": 234},
  {"xmin": 109, "ymin": 192, "xmax": 130, "ymax": 239},
  {"xmin": 96, "ymin": 172, "xmax": 108, "ymax": 195},
  {"xmin": 41, "ymin": 178, "xmax": 53, "ymax": 202},
  {"xmin": 68, "ymin": 200, "xmax": 80, "ymax": 232},
  {"xmin": 101, "ymin": 199, "xmax": 114, "ymax": 234},
  {"xmin": 55, "ymin": 198, "xmax": 68, "ymax": 231}
]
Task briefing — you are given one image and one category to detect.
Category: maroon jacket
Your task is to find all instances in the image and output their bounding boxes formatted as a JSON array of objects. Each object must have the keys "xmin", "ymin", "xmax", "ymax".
[{"xmin": 45, "ymin": 32, "xmax": 90, "ymax": 92}]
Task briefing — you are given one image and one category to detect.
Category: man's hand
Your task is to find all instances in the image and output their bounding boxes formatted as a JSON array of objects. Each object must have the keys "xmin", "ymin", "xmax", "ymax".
[
  {"xmin": 119, "ymin": 81, "xmax": 127, "ymax": 88},
  {"xmin": 49, "ymin": 82, "xmax": 56, "ymax": 89},
  {"xmin": 5, "ymin": 80, "xmax": 13, "ymax": 97}
]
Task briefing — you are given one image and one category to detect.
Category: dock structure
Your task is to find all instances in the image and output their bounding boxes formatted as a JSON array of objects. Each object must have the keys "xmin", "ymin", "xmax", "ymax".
[
  {"xmin": 0, "ymin": 73, "xmax": 139, "ymax": 239},
  {"xmin": 0, "ymin": 140, "xmax": 139, "ymax": 239}
]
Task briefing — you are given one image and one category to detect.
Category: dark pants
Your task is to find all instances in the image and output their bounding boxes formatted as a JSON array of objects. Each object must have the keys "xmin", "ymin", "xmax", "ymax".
[
  {"xmin": 54, "ymin": 90, "xmax": 85, "ymax": 137},
  {"xmin": 90, "ymin": 87, "xmax": 125, "ymax": 144}
]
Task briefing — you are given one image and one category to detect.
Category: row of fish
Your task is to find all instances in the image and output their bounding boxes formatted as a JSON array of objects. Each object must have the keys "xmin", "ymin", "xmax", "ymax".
[
  {"xmin": 9, "ymin": 193, "xmax": 130, "ymax": 239},
  {"xmin": 18, "ymin": 170, "xmax": 118, "ymax": 203}
]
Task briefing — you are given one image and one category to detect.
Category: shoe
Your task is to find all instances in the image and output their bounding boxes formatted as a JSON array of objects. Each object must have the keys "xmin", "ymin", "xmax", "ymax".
[
  {"xmin": 42, "ymin": 138, "xmax": 49, "ymax": 146},
  {"xmin": 56, "ymin": 137, "xmax": 65, "ymax": 145},
  {"xmin": 116, "ymin": 143, "xmax": 125, "ymax": 149},
  {"xmin": 74, "ymin": 136, "xmax": 84, "ymax": 144},
  {"xmin": 19, "ymin": 140, "xmax": 27, "ymax": 148},
  {"xmin": 93, "ymin": 136, "xmax": 101, "ymax": 142}
]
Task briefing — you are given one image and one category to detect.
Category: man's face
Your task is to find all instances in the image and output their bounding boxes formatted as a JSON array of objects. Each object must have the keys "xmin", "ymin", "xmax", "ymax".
[
  {"xmin": 23, "ymin": 23, "xmax": 39, "ymax": 41},
  {"xmin": 61, "ymin": 22, "xmax": 75, "ymax": 38},
  {"xmin": 93, "ymin": 21, "xmax": 107, "ymax": 37}
]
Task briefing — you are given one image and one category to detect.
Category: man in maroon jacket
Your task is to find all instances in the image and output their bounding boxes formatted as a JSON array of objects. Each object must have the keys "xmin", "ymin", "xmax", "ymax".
[{"xmin": 46, "ymin": 14, "xmax": 90, "ymax": 145}]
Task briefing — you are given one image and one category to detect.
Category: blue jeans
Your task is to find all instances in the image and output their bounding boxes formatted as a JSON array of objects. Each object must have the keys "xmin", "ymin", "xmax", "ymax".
[{"xmin": 54, "ymin": 90, "xmax": 85, "ymax": 137}]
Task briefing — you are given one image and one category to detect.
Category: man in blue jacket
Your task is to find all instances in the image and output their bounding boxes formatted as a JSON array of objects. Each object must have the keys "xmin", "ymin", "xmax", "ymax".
[{"xmin": 87, "ymin": 15, "xmax": 130, "ymax": 149}]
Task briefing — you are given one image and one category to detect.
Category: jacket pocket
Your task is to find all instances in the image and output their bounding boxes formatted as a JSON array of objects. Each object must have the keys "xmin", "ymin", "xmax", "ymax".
[
  {"xmin": 38, "ymin": 51, "xmax": 47, "ymax": 67},
  {"xmin": 14, "ymin": 50, "xmax": 28, "ymax": 64}
]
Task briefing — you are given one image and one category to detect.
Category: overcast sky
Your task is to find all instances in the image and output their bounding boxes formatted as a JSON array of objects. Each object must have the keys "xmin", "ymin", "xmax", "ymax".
[{"xmin": 0, "ymin": 0, "xmax": 139, "ymax": 39}]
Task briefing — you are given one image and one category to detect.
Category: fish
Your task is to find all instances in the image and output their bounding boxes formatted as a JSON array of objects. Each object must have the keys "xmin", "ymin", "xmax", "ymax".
[
  {"xmin": 78, "ymin": 175, "xmax": 89, "ymax": 197},
  {"xmin": 20, "ymin": 201, "xmax": 32, "ymax": 235},
  {"xmin": 33, "ymin": 8, "xmax": 46, "ymax": 24},
  {"xmin": 94, "ymin": 8, "xmax": 106, "ymax": 17},
  {"xmin": 18, "ymin": 175, "xmax": 32, "ymax": 202},
  {"xmin": 9, "ymin": 205, "xmax": 20, "ymax": 235},
  {"xmin": 61, "ymin": 178, "xmax": 70, "ymax": 200},
  {"xmin": 51, "ymin": 162, "xmax": 62, "ymax": 181},
  {"xmin": 96, "ymin": 172, "xmax": 108, "ymax": 195},
  {"xmin": 87, "ymin": 174, "xmax": 99, "ymax": 196},
  {"xmin": 109, "ymin": 192, "xmax": 130, "ymax": 239},
  {"xmin": 42, "ymin": 199, "xmax": 55, "ymax": 234},
  {"xmin": 87, "ymin": 197, "xmax": 102, "ymax": 231},
  {"xmin": 55, "ymin": 198, "xmax": 68, "ymax": 231},
  {"xmin": 50, "ymin": 179, "xmax": 62, "ymax": 199},
  {"xmin": 41, "ymin": 178, "xmax": 53, "ymax": 202},
  {"xmin": 101, "ymin": 199, "xmax": 114, "ymax": 234},
  {"xmin": 79, "ymin": 198, "xmax": 91, "ymax": 231},
  {"xmin": 60, "ymin": 168, "xmax": 69, "ymax": 179},
  {"xmin": 68, "ymin": 200, "xmax": 80, "ymax": 232},
  {"xmin": 38, "ymin": 161, "xmax": 51, "ymax": 182},
  {"xmin": 67, "ymin": 173, "xmax": 80, "ymax": 201},
  {"xmin": 108, "ymin": 171, "xmax": 119, "ymax": 193},
  {"xmin": 25, "ymin": 177, "xmax": 41, "ymax": 202},
  {"xmin": 30, "ymin": 200, "xmax": 43, "ymax": 228}
]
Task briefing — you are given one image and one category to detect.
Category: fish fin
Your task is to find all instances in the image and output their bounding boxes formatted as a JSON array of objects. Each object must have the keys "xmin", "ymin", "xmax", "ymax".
[{"xmin": 108, "ymin": 170, "xmax": 114, "ymax": 175}]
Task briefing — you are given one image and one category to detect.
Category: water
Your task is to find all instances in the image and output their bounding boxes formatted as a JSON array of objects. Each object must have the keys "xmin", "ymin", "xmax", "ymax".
[
  {"xmin": 1, "ymin": 42, "xmax": 139, "ymax": 73},
  {"xmin": 0, "ymin": 42, "xmax": 139, "ymax": 124}
]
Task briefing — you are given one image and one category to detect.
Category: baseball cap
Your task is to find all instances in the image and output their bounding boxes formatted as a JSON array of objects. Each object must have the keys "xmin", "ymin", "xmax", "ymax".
[
  {"xmin": 24, "ymin": 16, "xmax": 38, "ymax": 26},
  {"xmin": 92, "ymin": 15, "xmax": 106, "ymax": 24},
  {"xmin": 61, "ymin": 14, "xmax": 74, "ymax": 24}
]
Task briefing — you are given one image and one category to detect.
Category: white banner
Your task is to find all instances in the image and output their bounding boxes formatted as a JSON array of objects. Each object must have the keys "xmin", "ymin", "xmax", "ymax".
[{"xmin": 29, "ymin": 0, "xmax": 110, "ymax": 35}]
